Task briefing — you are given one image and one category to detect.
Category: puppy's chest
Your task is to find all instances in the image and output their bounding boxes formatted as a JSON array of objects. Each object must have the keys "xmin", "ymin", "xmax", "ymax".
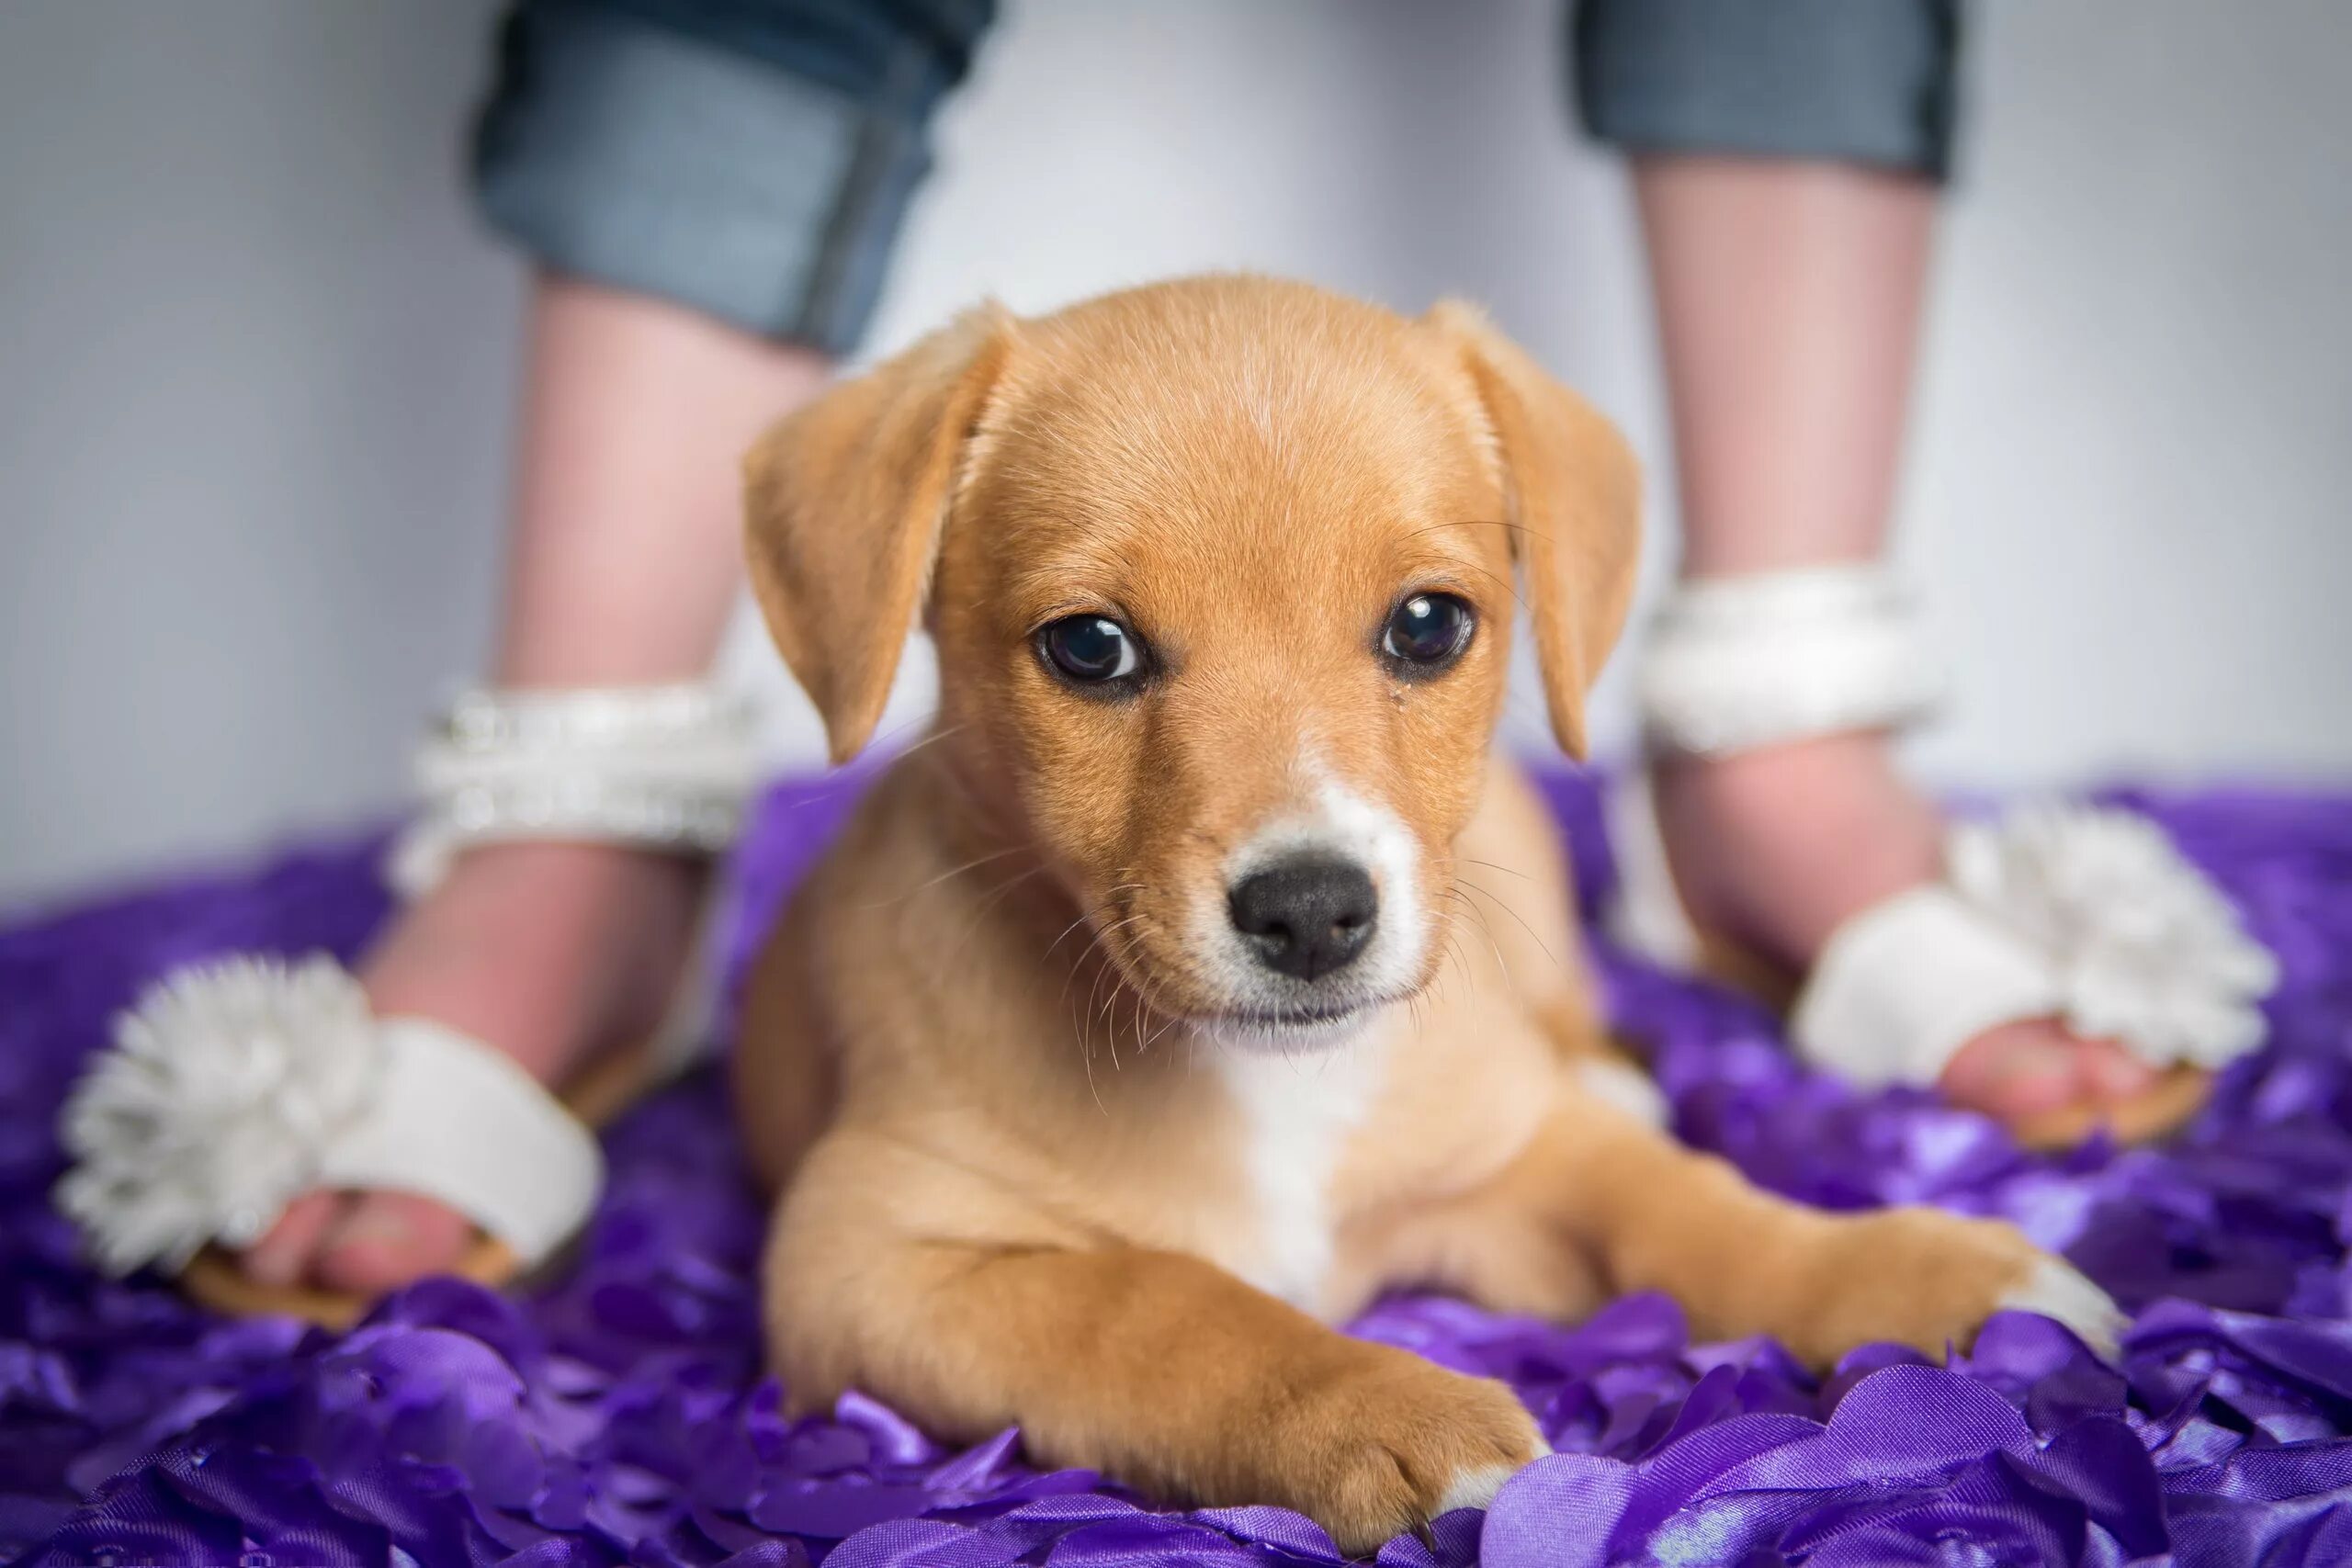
[{"xmin": 1208, "ymin": 1041, "xmax": 1393, "ymax": 1314}]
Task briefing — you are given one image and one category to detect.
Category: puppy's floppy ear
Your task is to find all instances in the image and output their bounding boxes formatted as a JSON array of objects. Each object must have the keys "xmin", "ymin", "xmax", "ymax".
[
  {"xmin": 742, "ymin": 303, "xmax": 1016, "ymax": 764},
  {"xmin": 1425, "ymin": 299, "xmax": 1641, "ymax": 761}
]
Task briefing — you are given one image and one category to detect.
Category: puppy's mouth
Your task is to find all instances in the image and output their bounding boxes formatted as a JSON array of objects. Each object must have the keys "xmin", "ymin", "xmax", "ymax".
[
  {"xmin": 1221, "ymin": 1002, "xmax": 1363, "ymax": 1026},
  {"xmin": 1095, "ymin": 919, "xmax": 1409, "ymax": 1054},
  {"xmin": 1191, "ymin": 995, "xmax": 1402, "ymax": 1055}
]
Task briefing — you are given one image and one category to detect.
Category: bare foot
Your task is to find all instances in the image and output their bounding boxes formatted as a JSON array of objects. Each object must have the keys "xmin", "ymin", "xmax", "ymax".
[
  {"xmin": 1652, "ymin": 734, "xmax": 2159, "ymax": 1127},
  {"xmin": 239, "ymin": 841, "xmax": 701, "ymax": 1294}
]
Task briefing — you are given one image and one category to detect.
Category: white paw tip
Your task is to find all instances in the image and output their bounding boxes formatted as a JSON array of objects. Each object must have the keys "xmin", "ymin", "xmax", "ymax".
[
  {"xmin": 1998, "ymin": 1256, "xmax": 2127, "ymax": 1357},
  {"xmin": 1575, "ymin": 1057, "xmax": 1669, "ymax": 1128}
]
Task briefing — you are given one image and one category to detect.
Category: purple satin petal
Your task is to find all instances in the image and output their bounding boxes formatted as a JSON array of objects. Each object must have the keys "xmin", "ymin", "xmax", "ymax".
[
  {"xmin": 1611, "ymin": 1413, "xmax": 1824, "ymax": 1547},
  {"xmin": 35, "ymin": 1469, "xmax": 252, "ymax": 1568},
  {"xmin": 1692, "ymin": 1367, "xmax": 2034, "ymax": 1498},
  {"xmin": 1186, "ymin": 1503, "xmax": 1346, "ymax": 1562},
  {"xmin": 1377, "ymin": 1505, "xmax": 1483, "ymax": 1568},
  {"xmin": 8, "ymin": 773, "xmax": 2352, "ymax": 1564},
  {"xmin": 822, "ymin": 1517, "xmax": 1016, "ymax": 1568},
  {"xmin": 1046, "ymin": 1514, "xmax": 1274, "ymax": 1563},
  {"xmin": 834, "ymin": 1391, "xmax": 939, "ymax": 1469},
  {"xmin": 1479, "ymin": 1452, "xmax": 1633, "ymax": 1568},
  {"xmin": 747, "ymin": 1481, "xmax": 939, "ymax": 1540},
  {"xmin": 1964, "ymin": 1310, "xmax": 2132, "ymax": 1436},
  {"xmin": 2030, "ymin": 1415, "xmax": 2168, "ymax": 1559},
  {"xmin": 924, "ymin": 1427, "xmax": 1024, "ymax": 1496}
]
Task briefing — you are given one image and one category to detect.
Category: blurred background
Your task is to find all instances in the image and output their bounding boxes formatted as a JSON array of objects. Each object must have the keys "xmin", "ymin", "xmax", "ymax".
[{"xmin": 2, "ymin": 0, "xmax": 2346, "ymax": 903}]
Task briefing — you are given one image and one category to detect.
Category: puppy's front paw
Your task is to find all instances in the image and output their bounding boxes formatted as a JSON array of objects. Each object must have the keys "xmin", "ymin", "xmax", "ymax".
[
  {"xmin": 1272, "ymin": 1346, "xmax": 1544, "ymax": 1556},
  {"xmin": 1785, "ymin": 1208, "xmax": 2121, "ymax": 1367}
]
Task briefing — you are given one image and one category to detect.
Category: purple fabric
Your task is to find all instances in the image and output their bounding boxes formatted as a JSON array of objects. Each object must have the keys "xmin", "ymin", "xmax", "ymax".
[{"xmin": 4, "ymin": 771, "xmax": 2350, "ymax": 1565}]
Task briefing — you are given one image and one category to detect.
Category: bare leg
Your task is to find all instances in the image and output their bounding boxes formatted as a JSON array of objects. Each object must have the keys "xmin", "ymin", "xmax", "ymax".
[
  {"xmin": 1634, "ymin": 156, "xmax": 2156, "ymax": 1123},
  {"xmin": 243, "ymin": 275, "xmax": 830, "ymax": 1291}
]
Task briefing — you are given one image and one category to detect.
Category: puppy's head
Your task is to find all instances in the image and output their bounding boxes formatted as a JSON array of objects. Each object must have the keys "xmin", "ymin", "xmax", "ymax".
[{"xmin": 747, "ymin": 277, "xmax": 1637, "ymax": 1049}]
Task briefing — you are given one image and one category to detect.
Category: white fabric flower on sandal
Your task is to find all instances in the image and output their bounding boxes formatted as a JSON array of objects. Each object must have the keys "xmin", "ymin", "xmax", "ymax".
[
  {"xmin": 1947, "ymin": 804, "xmax": 2279, "ymax": 1069},
  {"xmin": 57, "ymin": 955, "xmax": 385, "ymax": 1274}
]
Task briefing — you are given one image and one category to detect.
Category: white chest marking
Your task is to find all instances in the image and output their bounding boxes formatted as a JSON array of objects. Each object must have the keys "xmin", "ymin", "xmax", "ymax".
[{"xmin": 1213, "ymin": 1030, "xmax": 1391, "ymax": 1314}]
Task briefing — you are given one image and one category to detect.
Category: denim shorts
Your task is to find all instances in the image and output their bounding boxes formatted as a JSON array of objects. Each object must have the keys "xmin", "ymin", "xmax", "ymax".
[{"xmin": 472, "ymin": 0, "xmax": 1961, "ymax": 357}]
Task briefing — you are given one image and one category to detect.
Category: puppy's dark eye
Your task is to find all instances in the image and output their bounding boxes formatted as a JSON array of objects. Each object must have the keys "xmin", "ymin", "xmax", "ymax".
[
  {"xmin": 1038, "ymin": 615, "xmax": 1142, "ymax": 684},
  {"xmin": 1382, "ymin": 592, "xmax": 1474, "ymax": 671}
]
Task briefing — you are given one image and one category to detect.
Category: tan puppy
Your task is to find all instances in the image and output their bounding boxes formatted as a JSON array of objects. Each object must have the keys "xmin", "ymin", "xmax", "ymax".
[{"xmin": 733, "ymin": 276, "xmax": 2118, "ymax": 1553}]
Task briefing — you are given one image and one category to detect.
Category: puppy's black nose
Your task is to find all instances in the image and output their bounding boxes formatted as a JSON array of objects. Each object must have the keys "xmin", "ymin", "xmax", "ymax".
[{"xmin": 1228, "ymin": 858, "xmax": 1378, "ymax": 980}]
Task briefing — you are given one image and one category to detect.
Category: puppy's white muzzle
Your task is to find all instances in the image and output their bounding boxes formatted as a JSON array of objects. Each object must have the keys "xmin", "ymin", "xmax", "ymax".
[{"xmin": 1193, "ymin": 774, "xmax": 1429, "ymax": 1049}]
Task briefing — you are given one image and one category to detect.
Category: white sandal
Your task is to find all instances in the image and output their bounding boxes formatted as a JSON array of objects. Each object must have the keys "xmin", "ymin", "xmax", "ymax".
[
  {"xmin": 54, "ymin": 681, "xmax": 760, "ymax": 1325},
  {"xmin": 1608, "ymin": 564, "xmax": 2277, "ymax": 1148}
]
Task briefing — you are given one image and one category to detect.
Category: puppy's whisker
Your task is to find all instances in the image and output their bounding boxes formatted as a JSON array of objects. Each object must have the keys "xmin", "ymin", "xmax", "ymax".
[
  {"xmin": 1080, "ymin": 1019, "xmax": 1107, "ymax": 1117},
  {"xmin": 1129, "ymin": 968, "xmax": 1181, "ymax": 1063},
  {"xmin": 1406, "ymin": 517, "xmax": 1557, "ymax": 548},
  {"xmin": 938, "ymin": 864, "xmax": 1051, "ymax": 967},
  {"xmin": 1063, "ymin": 931, "xmax": 1130, "ymax": 1037},
  {"xmin": 1091, "ymin": 963, "xmax": 1128, "ymax": 1032},
  {"xmin": 1078, "ymin": 942, "xmax": 1117, "ymax": 1035},
  {"xmin": 1430, "ymin": 931, "xmax": 1467, "ymax": 1006},
  {"xmin": 1043, "ymin": 909, "xmax": 1096, "ymax": 964},
  {"xmin": 863, "ymin": 845, "xmax": 1024, "ymax": 909},
  {"xmin": 882, "ymin": 721, "xmax": 969, "ymax": 762},
  {"xmin": 1397, "ymin": 521, "xmax": 1551, "ymax": 613},
  {"xmin": 1066, "ymin": 915, "xmax": 1153, "ymax": 1110},
  {"xmin": 1048, "ymin": 889, "xmax": 1147, "ymax": 1016},
  {"xmin": 1457, "ymin": 899, "xmax": 1510, "ymax": 984},
  {"xmin": 1133, "ymin": 956, "xmax": 1187, "ymax": 1050},
  {"xmin": 1080, "ymin": 913, "xmax": 1145, "ymax": 986},
  {"xmin": 1107, "ymin": 947, "xmax": 1183, "ymax": 1071},
  {"xmin": 1078, "ymin": 916, "xmax": 1148, "ymax": 1038},
  {"xmin": 1453, "ymin": 876, "xmax": 1563, "ymax": 974},
  {"xmin": 861, "ymin": 715, "xmax": 965, "ymax": 765},
  {"xmin": 1430, "ymin": 931, "xmax": 1467, "ymax": 982},
  {"xmin": 1087, "ymin": 930, "xmax": 1178, "ymax": 1075},
  {"xmin": 909, "ymin": 741, "xmax": 993, "ymax": 818},
  {"xmin": 1043, "ymin": 883, "xmax": 1147, "ymax": 962},
  {"xmin": 1053, "ymin": 902, "xmax": 1130, "ymax": 1008},
  {"xmin": 1427, "ymin": 934, "xmax": 1471, "ymax": 1017},
  {"xmin": 1125, "ymin": 984, "xmax": 1151, "ymax": 1069},
  {"xmin": 1454, "ymin": 558, "xmax": 1532, "ymax": 616},
  {"xmin": 1439, "ymin": 886, "xmax": 1510, "ymax": 982},
  {"xmin": 1141, "ymin": 1007, "xmax": 1184, "ymax": 1055}
]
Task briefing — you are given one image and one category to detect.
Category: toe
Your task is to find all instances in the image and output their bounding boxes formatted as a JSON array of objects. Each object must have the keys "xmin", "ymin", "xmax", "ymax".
[
  {"xmin": 2077, "ymin": 1037, "xmax": 2159, "ymax": 1103},
  {"xmin": 1940, "ymin": 1021, "xmax": 2167, "ymax": 1134},
  {"xmin": 241, "ymin": 1191, "xmax": 343, "ymax": 1287},
  {"xmin": 1941, "ymin": 1022, "xmax": 2086, "ymax": 1119},
  {"xmin": 313, "ymin": 1191, "xmax": 475, "ymax": 1294}
]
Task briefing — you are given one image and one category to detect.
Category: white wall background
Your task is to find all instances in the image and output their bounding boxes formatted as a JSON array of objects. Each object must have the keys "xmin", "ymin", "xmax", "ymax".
[{"xmin": 3, "ymin": 0, "xmax": 2346, "ymax": 903}]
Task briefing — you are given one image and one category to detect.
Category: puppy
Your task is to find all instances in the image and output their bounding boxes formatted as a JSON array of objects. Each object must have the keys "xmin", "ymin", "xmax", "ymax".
[{"xmin": 732, "ymin": 276, "xmax": 2118, "ymax": 1552}]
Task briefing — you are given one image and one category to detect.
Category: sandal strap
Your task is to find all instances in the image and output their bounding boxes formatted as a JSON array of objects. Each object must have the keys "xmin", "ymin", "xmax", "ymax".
[
  {"xmin": 316, "ymin": 1016, "xmax": 603, "ymax": 1266},
  {"xmin": 386, "ymin": 681, "xmax": 760, "ymax": 897},
  {"xmin": 58, "ymin": 955, "xmax": 603, "ymax": 1276},
  {"xmin": 1636, "ymin": 564, "xmax": 1943, "ymax": 756},
  {"xmin": 1792, "ymin": 804, "xmax": 2277, "ymax": 1088},
  {"xmin": 1792, "ymin": 886, "xmax": 2062, "ymax": 1089}
]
